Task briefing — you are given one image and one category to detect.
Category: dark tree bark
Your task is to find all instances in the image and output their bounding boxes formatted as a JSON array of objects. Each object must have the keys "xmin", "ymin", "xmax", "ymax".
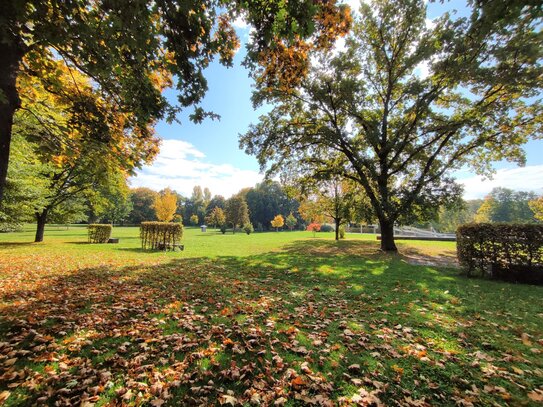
[
  {"xmin": 334, "ymin": 218, "xmax": 340, "ymax": 241},
  {"xmin": 35, "ymin": 209, "xmax": 49, "ymax": 243},
  {"xmin": 0, "ymin": 39, "xmax": 24, "ymax": 203},
  {"xmin": 379, "ymin": 218, "xmax": 397, "ymax": 252}
]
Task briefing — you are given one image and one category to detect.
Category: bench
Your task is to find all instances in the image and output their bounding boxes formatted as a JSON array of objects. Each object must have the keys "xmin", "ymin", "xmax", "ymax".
[
  {"xmin": 108, "ymin": 238, "xmax": 119, "ymax": 243},
  {"xmin": 157, "ymin": 243, "xmax": 184, "ymax": 251}
]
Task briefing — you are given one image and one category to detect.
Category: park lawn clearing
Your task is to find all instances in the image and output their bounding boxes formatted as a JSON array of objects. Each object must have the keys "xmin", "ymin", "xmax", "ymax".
[{"xmin": 0, "ymin": 227, "xmax": 542, "ymax": 405}]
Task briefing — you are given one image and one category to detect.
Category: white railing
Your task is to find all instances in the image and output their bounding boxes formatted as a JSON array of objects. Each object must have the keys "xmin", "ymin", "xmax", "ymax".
[{"xmin": 346, "ymin": 224, "xmax": 455, "ymax": 239}]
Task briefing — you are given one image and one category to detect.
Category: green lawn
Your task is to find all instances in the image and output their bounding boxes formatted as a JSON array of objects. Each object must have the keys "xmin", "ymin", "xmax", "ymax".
[{"xmin": 0, "ymin": 226, "xmax": 541, "ymax": 405}]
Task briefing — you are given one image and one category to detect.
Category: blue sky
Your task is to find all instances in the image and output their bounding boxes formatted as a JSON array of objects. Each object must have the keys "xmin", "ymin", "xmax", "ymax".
[{"xmin": 130, "ymin": 0, "xmax": 543, "ymax": 200}]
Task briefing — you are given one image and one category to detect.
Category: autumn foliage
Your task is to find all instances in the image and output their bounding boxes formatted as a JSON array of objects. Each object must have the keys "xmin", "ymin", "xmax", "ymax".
[
  {"xmin": 153, "ymin": 189, "xmax": 177, "ymax": 222},
  {"xmin": 307, "ymin": 223, "xmax": 321, "ymax": 237},
  {"xmin": 87, "ymin": 224, "xmax": 112, "ymax": 243},
  {"xmin": 270, "ymin": 214, "xmax": 284, "ymax": 231},
  {"xmin": 140, "ymin": 222, "xmax": 183, "ymax": 250}
]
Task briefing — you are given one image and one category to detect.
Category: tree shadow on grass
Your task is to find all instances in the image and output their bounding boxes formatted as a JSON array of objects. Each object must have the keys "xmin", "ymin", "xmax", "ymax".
[
  {"xmin": 0, "ymin": 239, "xmax": 541, "ymax": 406},
  {"xmin": 0, "ymin": 242, "xmax": 35, "ymax": 249}
]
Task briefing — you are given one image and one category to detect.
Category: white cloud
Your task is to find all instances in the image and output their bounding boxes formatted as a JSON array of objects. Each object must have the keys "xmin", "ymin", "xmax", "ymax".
[
  {"xmin": 344, "ymin": 0, "xmax": 363, "ymax": 13},
  {"xmin": 415, "ymin": 61, "xmax": 430, "ymax": 79},
  {"xmin": 425, "ymin": 17, "xmax": 436, "ymax": 29},
  {"xmin": 455, "ymin": 165, "xmax": 543, "ymax": 200},
  {"xmin": 232, "ymin": 16, "xmax": 248, "ymax": 29},
  {"xmin": 129, "ymin": 139, "xmax": 264, "ymax": 198}
]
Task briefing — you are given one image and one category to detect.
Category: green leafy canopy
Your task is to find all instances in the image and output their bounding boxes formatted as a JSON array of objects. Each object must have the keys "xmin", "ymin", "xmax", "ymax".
[{"xmin": 241, "ymin": 0, "xmax": 543, "ymax": 250}]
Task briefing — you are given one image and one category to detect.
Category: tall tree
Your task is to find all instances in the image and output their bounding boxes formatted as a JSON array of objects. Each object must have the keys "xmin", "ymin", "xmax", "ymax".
[
  {"xmin": 241, "ymin": 0, "xmax": 543, "ymax": 251},
  {"xmin": 12, "ymin": 59, "xmax": 152, "ymax": 242},
  {"xmin": 225, "ymin": 195, "xmax": 250, "ymax": 234},
  {"xmin": 88, "ymin": 173, "xmax": 133, "ymax": 225},
  {"xmin": 245, "ymin": 181, "xmax": 300, "ymax": 230},
  {"xmin": 428, "ymin": 199, "xmax": 482, "ymax": 233},
  {"xmin": 0, "ymin": 0, "xmax": 351, "ymax": 203},
  {"xmin": 474, "ymin": 187, "xmax": 538, "ymax": 223},
  {"xmin": 154, "ymin": 188, "xmax": 178, "ymax": 222},
  {"xmin": 206, "ymin": 206, "xmax": 226, "ymax": 229},
  {"xmin": 206, "ymin": 195, "xmax": 226, "ymax": 217},
  {"xmin": 128, "ymin": 187, "xmax": 158, "ymax": 224},
  {"xmin": 315, "ymin": 179, "xmax": 358, "ymax": 241},
  {"xmin": 184, "ymin": 185, "xmax": 209, "ymax": 224}
]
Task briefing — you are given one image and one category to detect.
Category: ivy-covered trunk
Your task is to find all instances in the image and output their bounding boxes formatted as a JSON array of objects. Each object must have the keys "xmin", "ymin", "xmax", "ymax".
[
  {"xmin": 0, "ymin": 40, "xmax": 23, "ymax": 203},
  {"xmin": 379, "ymin": 218, "xmax": 397, "ymax": 252},
  {"xmin": 35, "ymin": 209, "xmax": 49, "ymax": 243}
]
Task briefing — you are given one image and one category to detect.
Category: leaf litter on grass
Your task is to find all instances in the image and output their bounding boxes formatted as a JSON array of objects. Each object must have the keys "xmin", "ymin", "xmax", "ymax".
[{"xmin": 0, "ymin": 237, "xmax": 542, "ymax": 406}]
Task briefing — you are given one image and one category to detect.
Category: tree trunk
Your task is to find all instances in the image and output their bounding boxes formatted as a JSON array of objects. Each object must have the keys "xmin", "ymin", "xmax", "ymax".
[
  {"xmin": 35, "ymin": 209, "xmax": 49, "ymax": 243},
  {"xmin": 379, "ymin": 218, "xmax": 397, "ymax": 252},
  {"xmin": 0, "ymin": 39, "xmax": 24, "ymax": 203},
  {"xmin": 334, "ymin": 218, "xmax": 340, "ymax": 241}
]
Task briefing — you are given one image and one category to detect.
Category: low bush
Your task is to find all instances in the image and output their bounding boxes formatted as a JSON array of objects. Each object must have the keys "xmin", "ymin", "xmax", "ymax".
[
  {"xmin": 243, "ymin": 223, "xmax": 254, "ymax": 235},
  {"xmin": 88, "ymin": 224, "xmax": 112, "ymax": 243},
  {"xmin": 320, "ymin": 224, "xmax": 334, "ymax": 232},
  {"xmin": 457, "ymin": 223, "xmax": 543, "ymax": 284},
  {"xmin": 220, "ymin": 224, "xmax": 227, "ymax": 234},
  {"xmin": 140, "ymin": 222, "xmax": 183, "ymax": 250}
]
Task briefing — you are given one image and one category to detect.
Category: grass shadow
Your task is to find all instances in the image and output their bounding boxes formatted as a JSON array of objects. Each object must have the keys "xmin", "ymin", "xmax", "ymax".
[{"xmin": 0, "ymin": 241, "xmax": 36, "ymax": 249}]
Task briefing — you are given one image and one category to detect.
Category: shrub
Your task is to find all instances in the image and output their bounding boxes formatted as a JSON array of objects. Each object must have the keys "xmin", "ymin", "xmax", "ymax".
[
  {"xmin": 243, "ymin": 223, "xmax": 254, "ymax": 235},
  {"xmin": 307, "ymin": 223, "xmax": 321, "ymax": 237},
  {"xmin": 307, "ymin": 223, "xmax": 321, "ymax": 232},
  {"xmin": 88, "ymin": 224, "xmax": 112, "ymax": 243},
  {"xmin": 320, "ymin": 224, "xmax": 334, "ymax": 232},
  {"xmin": 339, "ymin": 225, "xmax": 346, "ymax": 239},
  {"xmin": 220, "ymin": 224, "xmax": 227, "ymax": 234},
  {"xmin": 457, "ymin": 223, "xmax": 543, "ymax": 284},
  {"xmin": 140, "ymin": 222, "xmax": 183, "ymax": 250}
]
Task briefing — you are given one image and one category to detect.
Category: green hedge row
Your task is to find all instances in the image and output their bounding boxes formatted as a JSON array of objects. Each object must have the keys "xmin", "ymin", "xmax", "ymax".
[
  {"xmin": 457, "ymin": 223, "xmax": 543, "ymax": 284},
  {"xmin": 140, "ymin": 222, "xmax": 183, "ymax": 250},
  {"xmin": 88, "ymin": 224, "xmax": 112, "ymax": 243}
]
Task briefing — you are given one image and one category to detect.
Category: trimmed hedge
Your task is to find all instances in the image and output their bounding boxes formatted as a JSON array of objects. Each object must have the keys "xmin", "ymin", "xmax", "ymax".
[
  {"xmin": 457, "ymin": 223, "xmax": 543, "ymax": 284},
  {"xmin": 140, "ymin": 222, "xmax": 183, "ymax": 250},
  {"xmin": 88, "ymin": 224, "xmax": 112, "ymax": 243}
]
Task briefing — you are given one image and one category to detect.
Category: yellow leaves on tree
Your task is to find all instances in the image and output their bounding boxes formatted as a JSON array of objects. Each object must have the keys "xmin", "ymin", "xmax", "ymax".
[
  {"xmin": 474, "ymin": 197, "xmax": 494, "ymax": 223},
  {"xmin": 153, "ymin": 188, "xmax": 177, "ymax": 222},
  {"xmin": 298, "ymin": 200, "xmax": 325, "ymax": 224},
  {"xmin": 18, "ymin": 49, "xmax": 160, "ymax": 173},
  {"xmin": 255, "ymin": 2, "xmax": 352, "ymax": 92},
  {"xmin": 528, "ymin": 196, "xmax": 543, "ymax": 221},
  {"xmin": 270, "ymin": 214, "xmax": 284, "ymax": 231}
]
